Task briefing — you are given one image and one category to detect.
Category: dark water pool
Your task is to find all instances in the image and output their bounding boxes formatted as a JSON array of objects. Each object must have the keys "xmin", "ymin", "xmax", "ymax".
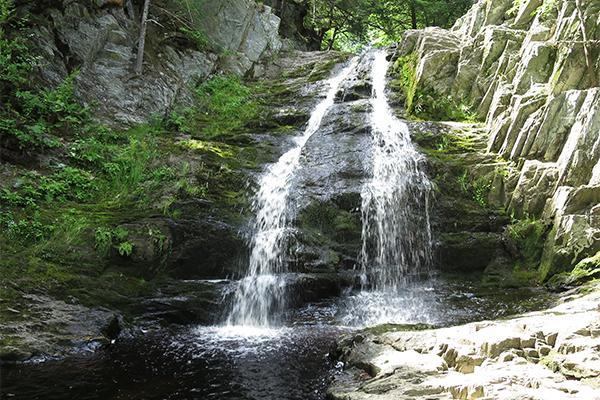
[
  {"xmin": 1, "ymin": 277, "xmax": 554, "ymax": 400},
  {"xmin": 2, "ymin": 325, "xmax": 343, "ymax": 400}
]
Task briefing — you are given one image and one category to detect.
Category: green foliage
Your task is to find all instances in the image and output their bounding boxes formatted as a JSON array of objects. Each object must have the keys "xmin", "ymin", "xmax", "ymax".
[
  {"xmin": 456, "ymin": 171, "xmax": 492, "ymax": 208},
  {"xmin": 305, "ymin": 0, "xmax": 473, "ymax": 50},
  {"xmin": 94, "ymin": 226, "xmax": 135, "ymax": 257},
  {"xmin": 148, "ymin": 227, "xmax": 168, "ymax": 253},
  {"xmin": 457, "ymin": 170, "xmax": 470, "ymax": 193},
  {"xmin": 0, "ymin": 0, "xmax": 265, "ymax": 315},
  {"xmin": 0, "ymin": 2, "xmax": 88, "ymax": 149},
  {"xmin": 410, "ymin": 86, "xmax": 477, "ymax": 121},
  {"xmin": 472, "ymin": 178, "xmax": 491, "ymax": 208},
  {"xmin": 0, "ymin": 0, "xmax": 30, "ymax": 87},
  {"xmin": 539, "ymin": 0, "xmax": 558, "ymax": 20},
  {"xmin": 391, "ymin": 52, "xmax": 418, "ymax": 103},
  {"xmin": 170, "ymin": 75, "xmax": 260, "ymax": 138},
  {"xmin": 0, "ymin": 167, "xmax": 97, "ymax": 207},
  {"xmin": 94, "ymin": 227, "xmax": 113, "ymax": 255},
  {"xmin": 179, "ymin": 27, "xmax": 211, "ymax": 51},
  {"xmin": 117, "ymin": 241, "xmax": 133, "ymax": 257},
  {"xmin": 0, "ymin": 211, "xmax": 52, "ymax": 244},
  {"xmin": 506, "ymin": 218, "xmax": 548, "ymax": 283},
  {"xmin": 391, "ymin": 53, "xmax": 477, "ymax": 122},
  {"xmin": 507, "ymin": 218, "xmax": 547, "ymax": 265},
  {"xmin": 0, "ymin": 0, "xmax": 12, "ymax": 23}
]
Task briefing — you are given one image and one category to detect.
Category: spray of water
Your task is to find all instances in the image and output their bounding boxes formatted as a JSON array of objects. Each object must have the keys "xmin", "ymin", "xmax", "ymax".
[{"xmin": 227, "ymin": 58, "xmax": 359, "ymax": 328}]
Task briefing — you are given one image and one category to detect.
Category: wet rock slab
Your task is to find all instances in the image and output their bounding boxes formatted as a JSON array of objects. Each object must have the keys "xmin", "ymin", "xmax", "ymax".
[{"xmin": 0, "ymin": 294, "xmax": 121, "ymax": 363}]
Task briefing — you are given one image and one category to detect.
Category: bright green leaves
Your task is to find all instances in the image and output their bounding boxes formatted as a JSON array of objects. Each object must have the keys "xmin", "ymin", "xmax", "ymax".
[{"xmin": 169, "ymin": 75, "xmax": 260, "ymax": 138}]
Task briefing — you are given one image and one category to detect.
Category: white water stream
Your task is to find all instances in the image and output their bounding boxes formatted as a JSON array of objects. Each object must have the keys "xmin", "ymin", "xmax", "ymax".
[
  {"xmin": 339, "ymin": 50, "xmax": 434, "ymax": 326},
  {"xmin": 228, "ymin": 50, "xmax": 434, "ymax": 329},
  {"xmin": 227, "ymin": 58, "xmax": 359, "ymax": 328}
]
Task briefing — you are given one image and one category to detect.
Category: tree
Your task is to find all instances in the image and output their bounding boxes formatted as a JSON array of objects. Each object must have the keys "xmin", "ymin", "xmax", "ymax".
[
  {"xmin": 303, "ymin": 0, "xmax": 473, "ymax": 50},
  {"xmin": 134, "ymin": 0, "xmax": 151, "ymax": 75}
]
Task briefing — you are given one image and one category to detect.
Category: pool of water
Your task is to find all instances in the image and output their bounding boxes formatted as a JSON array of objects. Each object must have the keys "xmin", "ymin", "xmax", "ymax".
[{"xmin": 1, "ymin": 276, "xmax": 554, "ymax": 400}]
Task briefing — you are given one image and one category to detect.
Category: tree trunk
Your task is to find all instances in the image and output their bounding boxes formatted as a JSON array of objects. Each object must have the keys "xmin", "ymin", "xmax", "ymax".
[
  {"xmin": 134, "ymin": 0, "xmax": 151, "ymax": 75},
  {"xmin": 328, "ymin": 27, "xmax": 338, "ymax": 50},
  {"xmin": 410, "ymin": 0, "xmax": 417, "ymax": 29}
]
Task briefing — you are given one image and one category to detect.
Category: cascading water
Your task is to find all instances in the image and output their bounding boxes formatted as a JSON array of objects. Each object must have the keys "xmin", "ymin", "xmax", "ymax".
[
  {"xmin": 339, "ymin": 49, "xmax": 434, "ymax": 326},
  {"xmin": 361, "ymin": 50, "xmax": 433, "ymax": 282},
  {"xmin": 227, "ymin": 58, "xmax": 358, "ymax": 328}
]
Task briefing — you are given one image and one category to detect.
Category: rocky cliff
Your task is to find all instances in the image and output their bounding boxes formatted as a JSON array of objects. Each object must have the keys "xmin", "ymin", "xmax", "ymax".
[
  {"xmin": 27, "ymin": 0, "xmax": 283, "ymax": 127},
  {"xmin": 392, "ymin": 0, "xmax": 599, "ymax": 282}
]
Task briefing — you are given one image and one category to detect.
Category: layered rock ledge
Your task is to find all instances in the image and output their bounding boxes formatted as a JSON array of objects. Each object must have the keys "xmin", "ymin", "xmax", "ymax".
[
  {"xmin": 390, "ymin": 0, "xmax": 600, "ymax": 281},
  {"xmin": 328, "ymin": 283, "xmax": 600, "ymax": 400}
]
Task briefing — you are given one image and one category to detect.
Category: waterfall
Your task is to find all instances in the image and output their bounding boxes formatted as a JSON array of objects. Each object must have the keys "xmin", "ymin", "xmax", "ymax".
[
  {"xmin": 227, "ymin": 58, "xmax": 359, "ymax": 328},
  {"xmin": 339, "ymin": 49, "xmax": 434, "ymax": 326},
  {"xmin": 361, "ymin": 49, "xmax": 433, "ymax": 283}
]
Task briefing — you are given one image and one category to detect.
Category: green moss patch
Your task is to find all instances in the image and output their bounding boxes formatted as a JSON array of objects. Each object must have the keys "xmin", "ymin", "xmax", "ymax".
[
  {"xmin": 505, "ymin": 218, "xmax": 550, "ymax": 284},
  {"xmin": 546, "ymin": 251, "xmax": 600, "ymax": 290}
]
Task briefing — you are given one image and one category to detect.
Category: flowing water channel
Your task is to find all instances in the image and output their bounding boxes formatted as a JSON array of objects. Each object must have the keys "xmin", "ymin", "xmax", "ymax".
[{"xmin": 1, "ymin": 51, "xmax": 555, "ymax": 400}]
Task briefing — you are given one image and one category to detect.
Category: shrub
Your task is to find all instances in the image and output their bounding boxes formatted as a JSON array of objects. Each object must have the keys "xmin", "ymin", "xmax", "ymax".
[
  {"xmin": 172, "ymin": 75, "xmax": 260, "ymax": 137},
  {"xmin": 456, "ymin": 170, "xmax": 492, "ymax": 208},
  {"xmin": 0, "ymin": 2, "xmax": 88, "ymax": 149},
  {"xmin": 117, "ymin": 241, "xmax": 133, "ymax": 257}
]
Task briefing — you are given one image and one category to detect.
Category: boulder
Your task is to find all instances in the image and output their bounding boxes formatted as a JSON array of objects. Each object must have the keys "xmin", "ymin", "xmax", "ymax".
[{"xmin": 329, "ymin": 283, "xmax": 600, "ymax": 400}]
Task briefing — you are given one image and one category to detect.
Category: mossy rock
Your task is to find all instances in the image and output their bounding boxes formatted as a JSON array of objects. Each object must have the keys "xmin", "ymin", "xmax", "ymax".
[
  {"xmin": 297, "ymin": 200, "xmax": 362, "ymax": 244},
  {"xmin": 546, "ymin": 251, "xmax": 600, "ymax": 291},
  {"xmin": 438, "ymin": 232, "xmax": 505, "ymax": 272},
  {"xmin": 363, "ymin": 323, "xmax": 436, "ymax": 335}
]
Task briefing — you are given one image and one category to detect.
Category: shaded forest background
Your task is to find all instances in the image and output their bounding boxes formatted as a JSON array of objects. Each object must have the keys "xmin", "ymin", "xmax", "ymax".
[{"xmin": 272, "ymin": 0, "xmax": 474, "ymax": 50}]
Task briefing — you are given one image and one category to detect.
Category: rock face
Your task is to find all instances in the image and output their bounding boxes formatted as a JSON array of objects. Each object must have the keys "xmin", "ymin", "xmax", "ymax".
[
  {"xmin": 27, "ymin": 0, "xmax": 282, "ymax": 127},
  {"xmin": 199, "ymin": 0, "xmax": 282, "ymax": 75},
  {"xmin": 329, "ymin": 283, "xmax": 600, "ymax": 400},
  {"xmin": 408, "ymin": 121, "xmax": 512, "ymax": 274},
  {"xmin": 291, "ymin": 57, "xmax": 374, "ymax": 273},
  {"xmin": 394, "ymin": 0, "xmax": 600, "ymax": 280},
  {"xmin": 262, "ymin": 0, "xmax": 322, "ymax": 50}
]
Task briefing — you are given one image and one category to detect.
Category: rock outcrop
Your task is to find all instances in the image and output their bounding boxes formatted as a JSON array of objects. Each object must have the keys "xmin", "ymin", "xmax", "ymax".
[
  {"xmin": 329, "ymin": 283, "xmax": 600, "ymax": 400},
  {"xmin": 393, "ymin": 0, "xmax": 600, "ymax": 280},
  {"xmin": 263, "ymin": 0, "xmax": 322, "ymax": 50},
  {"xmin": 26, "ymin": 0, "xmax": 282, "ymax": 127},
  {"xmin": 0, "ymin": 48, "xmax": 355, "ymax": 362}
]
